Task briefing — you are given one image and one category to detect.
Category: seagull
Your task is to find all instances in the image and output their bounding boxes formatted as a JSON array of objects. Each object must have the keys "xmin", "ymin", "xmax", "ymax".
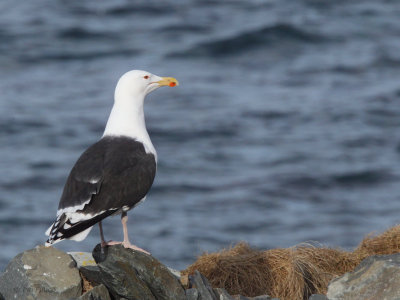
[{"xmin": 45, "ymin": 70, "xmax": 178, "ymax": 253}]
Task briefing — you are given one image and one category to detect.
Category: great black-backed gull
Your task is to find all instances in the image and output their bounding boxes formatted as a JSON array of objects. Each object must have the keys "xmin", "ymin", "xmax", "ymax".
[{"xmin": 45, "ymin": 70, "xmax": 178, "ymax": 253}]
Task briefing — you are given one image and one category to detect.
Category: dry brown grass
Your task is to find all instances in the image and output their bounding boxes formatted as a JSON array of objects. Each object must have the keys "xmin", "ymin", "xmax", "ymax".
[
  {"xmin": 183, "ymin": 225, "xmax": 400, "ymax": 300},
  {"xmin": 80, "ymin": 273, "xmax": 94, "ymax": 294},
  {"xmin": 354, "ymin": 224, "xmax": 400, "ymax": 260}
]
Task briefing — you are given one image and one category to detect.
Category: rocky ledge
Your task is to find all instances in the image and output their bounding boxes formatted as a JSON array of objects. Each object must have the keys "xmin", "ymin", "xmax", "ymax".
[
  {"xmin": 0, "ymin": 245, "xmax": 272, "ymax": 300},
  {"xmin": 1, "ymin": 245, "xmax": 400, "ymax": 300}
]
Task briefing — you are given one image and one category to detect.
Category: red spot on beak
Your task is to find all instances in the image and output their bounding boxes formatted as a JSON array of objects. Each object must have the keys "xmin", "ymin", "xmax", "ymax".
[{"xmin": 169, "ymin": 82, "xmax": 176, "ymax": 87}]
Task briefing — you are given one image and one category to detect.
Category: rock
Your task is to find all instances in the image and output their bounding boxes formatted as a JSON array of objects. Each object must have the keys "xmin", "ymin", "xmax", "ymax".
[
  {"xmin": 69, "ymin": 252, "xmax": 96, "ymax": 268},
  {"xmin": 0, "ymin": 245, "xmax": 82, "ymax": 300},
  {"xmin": 249, "ymin": 295, "xmax": 273, "ymax": 300},
  {"xmin": 189, "ymin": 270, "xmax": 217, "ymax": 300},
  {"xmin": 214, "ymin": 288, "xmax": 234, "ymax": 299},
  {"xmin": 93, "ymin": 247, "xmax": 155, "ymax": 300},
  {"xmin": 79, "ymin": 265, "xmax": 103, "ymax": 287},
  {"xmin": 92, "ymin": 244, "xmax": 186, "ymax": 300},
  {"xmin": 168, "ymin": 267, "xmax": 181, "ymax": 279},
  {"xmin": 327, "ymin": 253, "xmax": 400, "ymax": 299},
  {"xmin": 69, "ymin": 251, "xmax": 103, "ymax": 289},
  {"xmin": 68, "ymin": 251, "xmax": 103, "ymax": 288},
  {"xmin": 78, "ymin": 284, "xmax": 111, "ymax": 300},
  {"xmin": 233, "ymin": 296, "xmax": 274, "ymax": 300},
  {"xmin": 308, "ymin": 295, "xmax": 328, "ymax": 300},
  {"xmin": 185, "ymin": 288, "xmax": 199, "ymax": 300},
  {"xmin": 232, "ymin": 296, "xmax": 250, "ymax": 300}
]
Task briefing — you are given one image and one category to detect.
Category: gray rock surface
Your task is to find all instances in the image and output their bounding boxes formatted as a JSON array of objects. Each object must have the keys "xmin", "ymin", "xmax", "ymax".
[
  {"xmin": 189, "ymin": 270, "xmax": 217, "ymax": 300},
  {"xmin": 167, "ymin": 267, "xmax": 181, "ymax": 279},
  {"xmin": 232, "ymin": 296, "xmax": 250, "ymax": 300},
  {"xmin": 327, "ymin": 253, "xmax": 400, "ymax": 300},
  {"xmin": 185, "ymin": 288, "xmax": 199, "ymax": 300},
  {"xmin": 308, "ymin": 295, "xmax": 328, "ymax": 300},
  {"xmin": 232, "ymin": 294, "xmax": 276, "ymax": 300},
  {"xmin": 249, "ymin": 295, "xmax": 273, "ymax": 300},
  {"xmin": 93, "ymin": 249, "xmax": 155, "ymax": 300},
  {"xmin": 79, "ymin": 265, "xmax": 103, "ymax": 287},
  {"xmin": 78, "ymin": 284, "xmax": 111, "ymax": 300},
  {"xmin": 0, "ymin": 245, "xmax": 82, "ymax": 300},
  {"xmin": 92, "ymin": 244, "xmax": 186, "ymax": 300},
  {"xmin": 68, "ymin": 252, "xmax": 96, "ymax": 269},
  {"xmin": 214, "ymin": 288, "xmax": 234, "ymax": 299}
]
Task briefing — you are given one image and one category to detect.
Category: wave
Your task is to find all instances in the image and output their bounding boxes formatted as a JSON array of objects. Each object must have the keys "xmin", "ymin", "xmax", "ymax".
[
  {"xmin": 280, "ymin": 175, "xmax": 329, "ymax": 190},
  {"xmin": 0, "ymin": 217, "xmax": 52, "ymax": 227},
  {"xmin": 278, "ymin": 169, "xmax": 395, "ymax": 190},
  {"xmin": 150, "ymin": 127, "xmax": 238, "ymax": 141},
  {"xmin": 169, "ymin": 23, "xmax": 325, "ymax": 58},
  {"xmin": 0, "ymin": 119, "xmax": 49, "ymax": 134},
  {"xmin": 57, "ymin": 27, "xmax": 118, "ymax": 40},
  {"xmin": 160, "ymin": 24, "xmax": 210, "ymax": 34},
  {"xmin": 105, "ymin": 4, "xmax": 174, "ymax": 16},
  {"xmin": 1, "ymin": 175, "xmax": 64, "ymax": 191},
  {"xmin": 243, "ymin": 110, "xmax": 297, "ymax": 121},
  {"xmin": 332, "ymin": 170, "xmax": 394, "ymax": 187},
  {"xmin": 19, "ymin": 48, "xmax": 140, "ymax": 63},
  {"xmin": 292, "ymin": 53, "xmax": 400, "ymax": 76},
  {"xmin": 153, "ymin": 183, "xmax": 215, "ymax": 193}
]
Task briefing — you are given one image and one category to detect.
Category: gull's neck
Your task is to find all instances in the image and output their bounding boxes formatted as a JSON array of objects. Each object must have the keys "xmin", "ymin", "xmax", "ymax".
[{"xmin": 103, "ymin": 94, "xmax": 157, "ymax": 159}]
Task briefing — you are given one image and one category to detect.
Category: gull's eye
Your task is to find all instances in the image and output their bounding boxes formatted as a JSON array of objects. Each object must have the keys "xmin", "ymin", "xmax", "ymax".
[{"xmin": 144, "ymin": 75, "xmax": 150, "ymax": 79}]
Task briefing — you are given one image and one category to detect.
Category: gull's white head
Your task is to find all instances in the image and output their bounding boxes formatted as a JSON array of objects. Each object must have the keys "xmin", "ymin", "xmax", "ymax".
[
  {"xmin": 104, "ymin": 69, "xmax": 178, "ymax": 155},
  {"xmin": 114, "ymin": 70, "xmax": 179, "ymax": 102}
]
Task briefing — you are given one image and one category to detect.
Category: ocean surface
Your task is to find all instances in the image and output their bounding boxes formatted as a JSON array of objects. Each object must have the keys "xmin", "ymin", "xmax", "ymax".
[{"xmin": 1, "ymin": 0, "xmax": 400, "ymax": 271}]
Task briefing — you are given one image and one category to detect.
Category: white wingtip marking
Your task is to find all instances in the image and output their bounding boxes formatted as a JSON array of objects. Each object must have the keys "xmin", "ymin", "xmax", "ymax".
[
  {"xmin": 45, "ymin": 224, "xmax": 53, "ymax": 236},
  {"xmin": 57, "ymin": 198, "xmax": 92, "ymax": 216},
  {"xmin": 89, "ymin": 178, "xmax": 100, "ymax": 184}
]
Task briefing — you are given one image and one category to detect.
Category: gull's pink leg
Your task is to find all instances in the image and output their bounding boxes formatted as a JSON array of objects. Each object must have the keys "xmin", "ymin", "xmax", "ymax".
[
  {"xmin": 106, "ymin": 212, "xmax": 150, "ymax": 255},
  {"xmin": 99, "ymin": 221, "xmax": 107, "ymax": 248}
]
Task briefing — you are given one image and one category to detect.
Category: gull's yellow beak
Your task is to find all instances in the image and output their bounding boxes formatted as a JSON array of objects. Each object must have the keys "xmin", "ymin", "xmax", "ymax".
[{"xmin": 157, "ymin": 77, "xmax": 179, "ymax": 87}]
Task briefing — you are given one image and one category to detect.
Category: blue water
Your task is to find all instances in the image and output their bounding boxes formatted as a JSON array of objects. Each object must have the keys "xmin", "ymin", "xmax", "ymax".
[{"xmin": 1, "ymin": 0, "xmax": 400, "ymax": 271}]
